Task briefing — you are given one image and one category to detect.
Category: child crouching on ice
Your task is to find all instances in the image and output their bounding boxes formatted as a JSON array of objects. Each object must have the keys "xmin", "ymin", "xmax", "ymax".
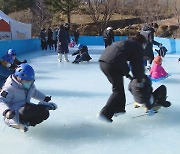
[
  {"xmin": 149, "ymin": 55, "xmax": 168, "ymax": 79},
  {"xmin": 72, "ymin": 44, "xmax": 92, "ymax": 64},
  {"xmin": 0, "ymin": 64, "xmax": 57, "ymax": 132},
  {"xmin": 128, "ymin": 74, "xmax": 171, "ymax": 116}
]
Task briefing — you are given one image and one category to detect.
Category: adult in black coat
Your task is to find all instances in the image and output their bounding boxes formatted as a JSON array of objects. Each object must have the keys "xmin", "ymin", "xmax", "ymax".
[
  {"xmin": 140, "ymin": 23, "xmax": 162, "ymax": 66},
  {"xmin": 73, "ymin": 29, "xmax": 79, "ymax": 45},
  {"xmin": 39, "ymin": 28, "xmax": 47, "ymax": 50},
  {"xmin": 98, "ymin": 33, "xmax": 147, "ymax": 122},
  {"xmin": 103, "ymin": 27, "xmax": 115, "ymax": 48},
  {"xmin": 57, "ymin": 24, "xmax": 70, "ymax": 62},
  {"xmin": 47, "ymin": 28, "xmax": 53, "ymax": 50}
]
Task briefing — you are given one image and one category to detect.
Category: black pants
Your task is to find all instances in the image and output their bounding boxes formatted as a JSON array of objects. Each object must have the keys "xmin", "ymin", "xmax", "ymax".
[
  {"xmin": 41, "ymin": 40, "xmax": 47, "ymax": 50},
  {"xmin": 104, "ymin": 39, "xmax": 112, "ymax": 48},
  {"xmin": 47, "ymin": 39, "xmax": 53, "ymax": 50},
  {"xmin": 74, "ymin": 37, "xmax": 79, "ymax": 45},
  {"xmin": 99, "ymin": 62, "xmax": 126, "ymax": 119},
  {"xmin": 19, "ymin": 103, "xmax": 49, "ymax": 127},
  {"xmin": 53, "ymin": 40, "xmax": 57, "ymax": 51},
  {"xmin": 153, "ymin": 85, "xmax": 166, "ymax": 104}
]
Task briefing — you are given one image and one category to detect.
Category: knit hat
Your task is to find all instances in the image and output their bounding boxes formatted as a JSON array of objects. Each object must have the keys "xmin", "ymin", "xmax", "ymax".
[{"xmin": 154, "ymin": 56, "xmax": 162, "ymax": 64}]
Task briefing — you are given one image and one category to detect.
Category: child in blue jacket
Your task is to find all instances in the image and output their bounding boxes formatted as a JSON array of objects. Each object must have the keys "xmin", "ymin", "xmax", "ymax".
[{"xmin": 72, "ymin": 44, "xmax": 92, "ymax": 63}]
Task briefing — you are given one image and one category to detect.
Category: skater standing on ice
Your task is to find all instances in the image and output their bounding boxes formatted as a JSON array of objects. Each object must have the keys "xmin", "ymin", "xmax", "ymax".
[
  {"xmin": 57, "ymin": 24, "xmax": 70, "ymax": 62},
  {"xmin": 39, "ymin": 28, "xmax": 47, "ymax": 50},
  {"xmin": 98, "ymin": 33, "xmax": 147, "ymax": 122},
  {"xmin": 0, "ymin": 64, "xmax": 57, "ymax": 132},
  {"xmin": 73, "ymin": 28, "xmax": 79, "ymax": 45},
  {"xmin": 52, "ymin": 27, "xmax": 58, "ymax": 51},
  {"xmin": 47, "ymin": 27, "xmax": 53, "ymax": 50},
  {"xmin": 103, "ymin": 26, "xmax": 115, "ymax": 48},
  {"xmin": 128, "ymin": 74, "xmax": 171, "ymax": 115},
  {"xmin": 140, "ymin": 23, "xmax": 162, "ymax": 69}
]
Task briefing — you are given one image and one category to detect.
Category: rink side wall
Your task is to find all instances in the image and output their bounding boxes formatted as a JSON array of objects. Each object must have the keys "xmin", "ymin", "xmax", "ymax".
[{"xmin": 0, "ymin": 36, "xmax": 180, "ymax": 57}]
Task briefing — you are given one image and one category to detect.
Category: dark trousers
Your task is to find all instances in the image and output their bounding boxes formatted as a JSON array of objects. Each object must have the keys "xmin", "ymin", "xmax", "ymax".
[
  {"xmin": 47, "ymin": 39, "xmax": 53, "ymax": 50},
  {"xmin": 153, "ymin": 85, "xmax": 166, "ymax": 104},
  {"xmin": 41, "ymin": 40, "xmax": 47, "ymax": 50},
  {"xmin": 99, "ymin": 62, "xmax": 126, "ymax": 119},
  {"xmin": 53, "ymin": 40, "xmax": 57, "ymax": 51},
  {"xmin": 104, "ymin": 39, "xmax": 112, "ymax": 48},
  {"xmin": 74, "ymin": 37, "xmax": 79, "ymax": 45},
  {"xmin": 19, "ymin": 103, "xmax": 49, "ymax": 127}
]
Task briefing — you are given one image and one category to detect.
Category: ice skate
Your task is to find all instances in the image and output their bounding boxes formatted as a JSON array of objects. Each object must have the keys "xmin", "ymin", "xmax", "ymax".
[
  {"xmin": 157, "ymin": 100, "xmax": 171, "ymax": 107},
  {"xmin": 134, "ymin": 102, "xmax": 143, "ymax": 108},
  {"xmin": 4, "ymin": 118, "xmax": 29, "ymax": 132},
  {"xmin": 10, "ymin": 123, "xmax": 29, "ymax": 132}
]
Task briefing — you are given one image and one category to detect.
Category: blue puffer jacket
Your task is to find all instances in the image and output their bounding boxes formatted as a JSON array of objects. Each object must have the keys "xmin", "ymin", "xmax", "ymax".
[
  {"xmin": 0, "ymin": 75, "xmax": 46, "ymax": 124},
  {"xmin": 0, "ymin": 63, "xmax": 14, "ymax": 88}
]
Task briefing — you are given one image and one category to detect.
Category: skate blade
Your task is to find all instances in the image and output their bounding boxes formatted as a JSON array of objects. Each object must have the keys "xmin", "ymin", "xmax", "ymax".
[{"xmin": 10, "ymin": 124, "xmax": 28, "ymax": 132}]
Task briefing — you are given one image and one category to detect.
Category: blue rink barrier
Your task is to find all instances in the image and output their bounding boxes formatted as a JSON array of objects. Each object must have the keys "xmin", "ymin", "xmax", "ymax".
[
  {"xmin": 77, "ymin": 36, "xmax": 127, "ymax": 45},
  {"xmin": 0, "ymin": 38, "xmax": 41, "ymax": 57},
  {"xmin": 0, "ymin": 36, "xmax": 180, "ymax": 57},
  {"xmin": 154, "ymin": 37, "xmax": 180, "ymax": 54}
]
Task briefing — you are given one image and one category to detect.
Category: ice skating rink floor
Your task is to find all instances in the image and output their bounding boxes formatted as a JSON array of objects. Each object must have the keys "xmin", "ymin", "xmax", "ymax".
[{"xmin": 0, "ymin": 46, "xmax": 180, "ymax": 154}]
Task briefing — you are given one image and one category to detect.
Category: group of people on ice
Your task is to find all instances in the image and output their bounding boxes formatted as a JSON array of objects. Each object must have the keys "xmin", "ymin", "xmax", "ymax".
[
  {"xmin": 0, "ymin": 22, "xmax": 172, "ymax": 132},
  {"xmin": 99, "ymin": 23, "xmax": 171, "ymax": 122},
  {"xmin": 40, "ymin": 22, "xmax": 92, "ymax": 64}
]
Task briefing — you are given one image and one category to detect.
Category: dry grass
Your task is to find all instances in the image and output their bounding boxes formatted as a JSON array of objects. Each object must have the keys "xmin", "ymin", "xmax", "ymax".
[
  {"xmin": 70, "ymin": 13, "xmax": 135, "ymax": 24},
  {"xmin": 157, "ymin": 17, "xmax": 179, "ymax": 26}
]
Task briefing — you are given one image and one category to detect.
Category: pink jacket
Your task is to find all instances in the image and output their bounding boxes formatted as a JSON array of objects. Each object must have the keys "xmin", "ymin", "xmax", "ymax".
[{"xmin": 150, "ymin": 63, "xmax": 168, "ymax": 79}]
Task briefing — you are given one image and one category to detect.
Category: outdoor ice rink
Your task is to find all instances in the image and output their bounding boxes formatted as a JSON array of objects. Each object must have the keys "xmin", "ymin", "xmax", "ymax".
[{"xmin": 0, "ymin": 46, "xmax": 180, "ymax": 154}]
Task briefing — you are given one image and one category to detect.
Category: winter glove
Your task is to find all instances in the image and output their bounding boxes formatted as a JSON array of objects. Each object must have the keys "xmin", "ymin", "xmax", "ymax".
[
  {"xmin": 3, "ymin": 109, "xmax": 15, "ymax": 119},
  {"xmin": 147, "ymin": 109, "xmax": 157, "ymax": 116},
  {"xmin": 44, "ymin": 96, "xmax": 51, "ymax": 102},
  {"xmin": 22, "ymin": 59, "xmax": 27, "ymax": 63},
  {"xmin": 158, "ymin": 43, "xmax": 163, "ymax": 48}
]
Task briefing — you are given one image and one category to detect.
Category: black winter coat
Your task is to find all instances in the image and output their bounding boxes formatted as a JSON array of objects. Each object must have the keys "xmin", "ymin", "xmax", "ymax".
[
  {"xmin": 57, "ymin": 29, "xmax": 69, "ymax": 54},
  {"xmin": 128, "ymin": 76, "xmax": 153, "ymax": 110},
  {"xmin": 140, "ymin": 25, "xmax": 160, "ymax": 59},
  {"xmin": 99, "ymin": 39, "xmax": 145, "ymax": 80}
]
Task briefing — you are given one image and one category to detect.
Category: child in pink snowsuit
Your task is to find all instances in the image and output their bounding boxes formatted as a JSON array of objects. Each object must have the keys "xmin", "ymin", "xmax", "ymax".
[{"xmin": 150, "ymin": 56, "xmax": 168, "ymax": 79}]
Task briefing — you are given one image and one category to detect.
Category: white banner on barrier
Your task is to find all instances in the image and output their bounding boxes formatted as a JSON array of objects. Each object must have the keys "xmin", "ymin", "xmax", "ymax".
[{"xmin": 0, "ymin": 32, "xmax": 11, "ymax": 40}]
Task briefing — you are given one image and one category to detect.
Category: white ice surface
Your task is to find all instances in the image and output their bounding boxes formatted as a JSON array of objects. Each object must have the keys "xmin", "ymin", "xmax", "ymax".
[{"xmin": 0, "ymin": 46, "xmax": 180, "ymax": 154}]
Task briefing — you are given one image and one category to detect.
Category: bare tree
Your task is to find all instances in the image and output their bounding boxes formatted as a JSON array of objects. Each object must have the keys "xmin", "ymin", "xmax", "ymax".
[
  {"xmin": 173, "ymin": 0, "xmax": 180, "ymax": 26},
  {"xmin": 85, "ymin": 0, "xmax": 118, "ymax": 35}
]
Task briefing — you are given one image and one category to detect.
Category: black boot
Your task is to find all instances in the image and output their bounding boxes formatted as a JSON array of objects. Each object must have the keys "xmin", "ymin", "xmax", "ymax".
[
  {"xmin": 99, "ymin": 110, "xmax": 113, "ymax": 123},
  {"xmin": 158, "ymin": 101, "xmax": 171, "ymax": 107}
]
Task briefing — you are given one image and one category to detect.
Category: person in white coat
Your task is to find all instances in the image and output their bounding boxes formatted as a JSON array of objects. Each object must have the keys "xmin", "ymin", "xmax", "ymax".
[{"xmin": 0, "ymin": 63, "xmax": 57, "ymax": 132}]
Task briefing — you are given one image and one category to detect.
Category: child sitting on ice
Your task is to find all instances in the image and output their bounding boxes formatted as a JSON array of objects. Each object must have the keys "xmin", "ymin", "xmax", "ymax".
[
  {"xmin": 72, "ymin": 44, "xmax": 92, "ymax": 63},
  {"xmin": 128, "ymin": 74, "xmax": 171, "ymax": 116},
  {"xmin": 149, "ymin": 55, "xmax": 168, "ymax": 79}
]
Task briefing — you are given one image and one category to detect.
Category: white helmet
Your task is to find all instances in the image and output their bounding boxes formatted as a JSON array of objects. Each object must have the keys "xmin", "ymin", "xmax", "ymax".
[{"xmin": 107, "ymin": 27, "xmax": 112, "ymax": 30}]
